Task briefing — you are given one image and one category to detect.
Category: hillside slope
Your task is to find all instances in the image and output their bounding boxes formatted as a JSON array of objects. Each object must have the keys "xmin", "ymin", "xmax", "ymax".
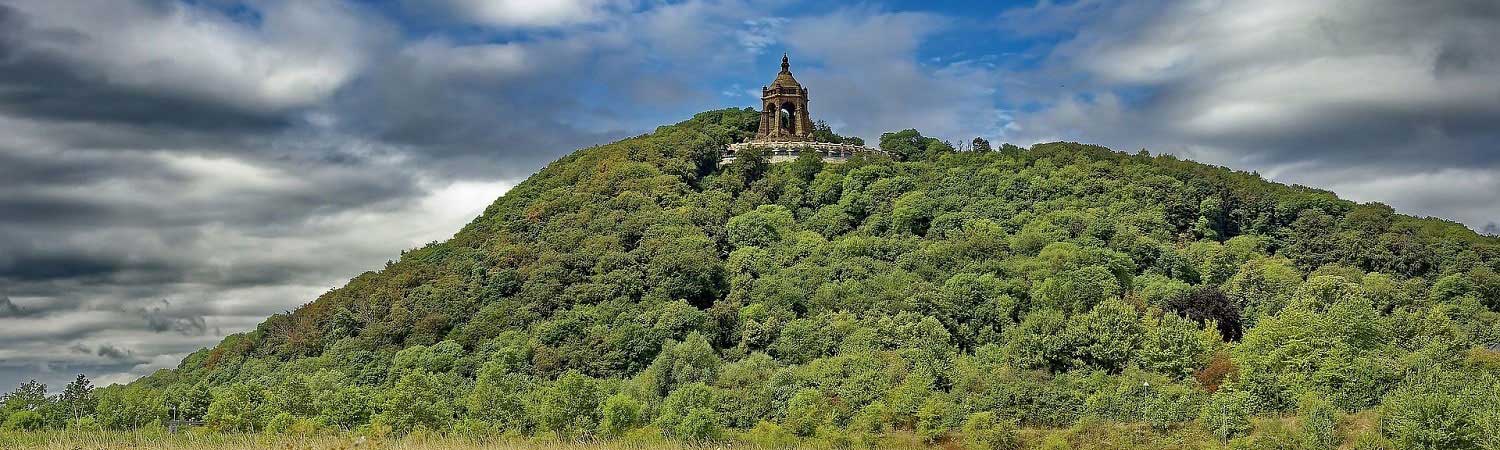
[{"xmin": 99, "ymin": 108, "xmax": 1500, "ymax": 444}]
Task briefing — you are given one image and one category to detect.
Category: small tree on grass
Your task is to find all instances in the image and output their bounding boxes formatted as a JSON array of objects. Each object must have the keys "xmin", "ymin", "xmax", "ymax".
[
  {"xmin": 1299, "ymin": 392, "xmax": 1339, "ymax": 450},
  {"xmin": 1201, "ymin": 390, "xmax": 1252, "ymax": 444}
]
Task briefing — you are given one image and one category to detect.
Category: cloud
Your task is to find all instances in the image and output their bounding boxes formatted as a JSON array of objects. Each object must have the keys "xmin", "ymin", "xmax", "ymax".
[
  {"xmin": 1001, "ymin": 0, "xmax": 1500, "ymax": 231},
  {"xmin": 0, "ymin": 0, "xmax": 386, "ymax": 129},
  {"xmin": 776, "ymin": 8, "xmax": 1008, "ymax": 144},
  {"xmin": 418, "ymin": 0, "xmax": 626, "ymax": 28}
]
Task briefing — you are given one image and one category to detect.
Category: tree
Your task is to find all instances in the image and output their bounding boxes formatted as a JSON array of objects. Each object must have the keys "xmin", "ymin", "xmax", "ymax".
[
  {"xmin": 598, "ymin": 393, "xmax": 643, "ymax": 437},
  {"xmin": 971, "ymin": 137, "xmax": 993, "ymax": 153},
  {"xmin": 206, "ymin": 383, "xmax": 265, "ymax": 432},
  {"xmin": 1140, "ymin": 312, "xmax": 1211, "ymax": 379},
  {"xmin": 878, "ymin": 129, "xmax": 951, "ymax": 161},
  {"xmin": 1006, "ymin": 309, "xmax": 1076, "ymax": 373},
  {"xmin": 465, "ymin": 362, "xmax": 530, "ymax": 431},
  {"xmin": 1070, "ymin": 299, "xmax": 1143, "ymax": 373},
  {"xmin": 376, "ymin": 370, "xmax": 455, "ymax": 434},
  {"xmin": 784, "ymin": 388, "xmax": 830, "ymax": 437},
  {"xmin": 1201, "ymin": 390, "xmax": 1251, "ymax": 443},
  {"xmin": 644, "ymin": 332, "xmax": 722, "ymax": 396},
  {"xmin": 3, "ymin": 380, "xmax": 48, "ymax": 413},
  {"xmin": 727, "ymin": 205, "xmax": 796, "ymax": 249},
  {"xmin": 59, "ymin": 374, "xmax": 95, "ymax": 421},
  {"xmin": 537, "ymin": 371, "xmax": 600, "ymax": 437},
  {"xmin": 1167, "ymin": 287, "xmax": 1244, "ymax": 341},
  {"xmin": 655, "ymin": 382, "xmax": 719, "ymax": 440}
]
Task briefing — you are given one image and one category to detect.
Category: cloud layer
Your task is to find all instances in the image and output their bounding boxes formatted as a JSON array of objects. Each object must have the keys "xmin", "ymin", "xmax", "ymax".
[{"xmin": 1, "ymin": 0, "xmax": 1496, "ymax": 390}]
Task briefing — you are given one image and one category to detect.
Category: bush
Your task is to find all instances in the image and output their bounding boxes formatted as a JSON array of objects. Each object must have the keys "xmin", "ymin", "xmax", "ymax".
[
  {"xmin": 915, "ymin": 395, "xmax": 958, "ymax": 444},
  {"xmin": 1201, "ymin": 391, "xmax": 1252, "ymax": 443},
  {"xmin": 536, "ymin": 371, "xmax": 600, "ymax": 437},
  {"xmin": 744, "ymin": 420, "xmax": 799, "ymax": 449},
  {"xmin": 1380, "ymin": 390, "xmax": 1480, "ymax": 450},
  {"xmin": 674, "ymin": 408, "xmax": 723, "ymax": 442},
  {"xmin": 598, "ymin": 393, "xmax": 643, "ymax": 437},
  {"xmin": 784, "ymin": 388, "xmax": 830, "ymax": 437},
  {"xmin": 1298, "ymin": 393, "xmax": 1339, "ymax": 450},
  {"xmin": 2, "ymin": 410, "xmax": 45, "ymax": 431},
  {"xmin": 961, "ymin": 411, "xmax": 1019, "ymax": 450}
]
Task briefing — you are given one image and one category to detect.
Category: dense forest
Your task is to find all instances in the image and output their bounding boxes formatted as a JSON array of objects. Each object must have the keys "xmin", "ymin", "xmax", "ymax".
[{"xmin": 5, "ymin": 108, "xmax": 1500, "ymax": 449}]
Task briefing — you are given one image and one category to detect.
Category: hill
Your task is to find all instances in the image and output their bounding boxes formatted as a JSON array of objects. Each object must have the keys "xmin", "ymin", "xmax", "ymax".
[{"xmin": 15, "ymin": 108, "xmax": 1500, "ymax": 447}]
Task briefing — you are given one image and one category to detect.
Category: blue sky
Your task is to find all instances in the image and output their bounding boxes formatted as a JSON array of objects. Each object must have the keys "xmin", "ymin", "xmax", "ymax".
[{"xmin": 1, "ymin": 0, "xmax": 1498, "ymax": 390}]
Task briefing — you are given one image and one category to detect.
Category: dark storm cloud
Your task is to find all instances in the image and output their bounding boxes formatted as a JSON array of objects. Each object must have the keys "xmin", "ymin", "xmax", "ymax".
[
  {"xmin": 999, "ymin": 0, "xmax": 1500, "ymax": 230},
  {"xmin": 139, "ymin": 300, "xmax": 208, "ymax": 336},
  {"xmin": 0, "ymin": 296, "xmax": 23, "ymax": 317}
]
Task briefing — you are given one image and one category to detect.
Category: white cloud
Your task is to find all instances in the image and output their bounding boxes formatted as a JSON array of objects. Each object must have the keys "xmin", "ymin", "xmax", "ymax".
[
  {"xmin": 427, "ymin": 0, "xmax": 624, "ymax": 28},
  {"xmin": 782, "ymin": 8, "xmax": 1006, "ymax": 144},
  {"xmin": 9, "ymin": 0, "xmax": 381, "ymax": 113}
]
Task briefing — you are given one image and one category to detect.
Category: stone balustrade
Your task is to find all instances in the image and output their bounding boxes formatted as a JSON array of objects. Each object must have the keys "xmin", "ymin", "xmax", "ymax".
[{"xmin": 722, "ymin": 140, "xmax": 887, "ymax": 163}]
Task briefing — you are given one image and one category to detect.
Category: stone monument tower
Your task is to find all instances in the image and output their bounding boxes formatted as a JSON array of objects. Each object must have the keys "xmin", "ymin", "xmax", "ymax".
[
  {"xmin": 756, "ymin": 54, "xmax": 813, "ymax": 141},
  {"xmin": 723, "ymin": 54, "xmax": 883, "ymax": 163}
]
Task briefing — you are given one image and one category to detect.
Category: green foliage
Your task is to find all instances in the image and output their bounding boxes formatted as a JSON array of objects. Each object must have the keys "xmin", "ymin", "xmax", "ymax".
[
  {"xmin": 44, "ymin": 110, "xmax": 1500, "ymax": 443},
  {"xmin": 783, "ymin": 388, "xmax": 830, "ymax": 437},
  {"xmin": 1202, "ymin": 390, "xmax": 1252, "ymax": 443},
  {"xmin": 654, "ymin": 383, "xmax": 721, "ymax": 441},
  {"xmin": 1298, "ymin": 392, "xmax": 1339, "ymax": 450},
  {"xmin": 375, "ymin": 370, "xmax": 455, "ymax": 434},
  {"xmin": 464, "ymin": 362, "xmax": 530, "ymax": 431},
  {"xmin": 536, "ymin": 371, "xmax": 600, "ymax": 437},
  {"xmin": 598, "ymin": 393, "xmax": 643, "ymax": 437},
  {"xmin": 961, "ymin": 411, "xmax": 1020, "ymax": 450},
  {"xmin": 1069, "ymin": 299, "xmax": 1143, "ymax": 373}
]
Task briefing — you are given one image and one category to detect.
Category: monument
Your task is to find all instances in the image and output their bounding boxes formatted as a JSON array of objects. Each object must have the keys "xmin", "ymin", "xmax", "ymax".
[{"xmin": 723, "ymin": 54, "xmax": 883, "ymax": 163}]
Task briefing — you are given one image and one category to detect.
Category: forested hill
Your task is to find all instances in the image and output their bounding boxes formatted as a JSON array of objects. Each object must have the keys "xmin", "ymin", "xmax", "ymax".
[{"xmin": 100, "ymin": 108, "xmax": 1499, "ymax": 444}]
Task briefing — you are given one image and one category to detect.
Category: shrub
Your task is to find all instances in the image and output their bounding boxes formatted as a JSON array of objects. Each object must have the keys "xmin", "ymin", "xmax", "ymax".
[
  {"xmin": 598, "ymin": 393, "xmax": 643, "ymax": 437},
  {"xmin": 1380, "ymin": 390, "xmax": 1480, "ymax": 450},
  {"xmin": 915, "ymin": 395, "xmax": 958, "ymax": 444},
  {"xmin": 1201, "ymin": 391, "xmax": 1252, "ymax": 443},
  {"xmin": 1298, "ymin": 393, "xmax": 1339, "ymax": 450},
  {"xmin": 674, "ymin": 408, "xmax": 723, "ymax": 442},
  {"xmin": 2, "ymin": 410, "xmax": 45, "ymax": 431},
  {"xmin": 784, "ymin": 388, "xmax": 830, "ymax": 437},
  {"xmin": 744, "ymin": 420, "xmax": 799, "ymax": 449},
  {"xmin": 961, "ymin": 411, "xmax": 1020, "ymax": 450}
]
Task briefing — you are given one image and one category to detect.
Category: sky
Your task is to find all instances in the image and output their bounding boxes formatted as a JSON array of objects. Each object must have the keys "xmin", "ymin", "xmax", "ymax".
[{"xmin": 1, "ymin": 0, "xmax": 1498, "ymax": 390}]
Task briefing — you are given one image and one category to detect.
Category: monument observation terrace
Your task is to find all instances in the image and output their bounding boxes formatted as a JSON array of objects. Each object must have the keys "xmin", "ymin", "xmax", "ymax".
[{"xmin": 721, "ymin": 54, "xmax": 885, "ymax": 164}]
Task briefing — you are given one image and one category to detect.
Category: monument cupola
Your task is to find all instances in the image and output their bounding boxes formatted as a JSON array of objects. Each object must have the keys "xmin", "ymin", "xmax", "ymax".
[{"xmin": 757, "ymin": 53, "xmax": 813, "ymax": 141}]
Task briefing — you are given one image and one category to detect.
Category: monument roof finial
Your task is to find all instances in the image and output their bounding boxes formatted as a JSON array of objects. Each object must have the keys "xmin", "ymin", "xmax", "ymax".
[{"xmin": 781, "ymin": 53, "xmax": 790, "ymax": 72}]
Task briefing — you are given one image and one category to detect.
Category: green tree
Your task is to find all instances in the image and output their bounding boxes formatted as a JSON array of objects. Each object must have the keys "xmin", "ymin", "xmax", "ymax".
[
  {"xmin": 727, "ymin": 204, "xmax": 797, "ymax": 249},
  {"xmin": 597, "ymin": 393, "xmax": 643, "ymax": 437},
  {"xmin": 1139, "ymin": 311, "xmax": 1210, "ymax": 378},
  {"xmin": 464, "ymin": 362, "xmax": 530, "ymax": 431},
  {"xmin": 537, "ymin": 371, "xmax": 600, "ymax": 437},
  {"xmin": 784, "ymin": 388, "xmax": 830, "ymax": 437},
  {"xmin": 1299, "ymin": 392, "xmax": 1340, "ymax": 450},
  {"xmin": 1070, "ymin": 299, "xmax": 1143, "ymax": 373},
  {"xmin": 59, "ymin": 374, "xmax": 95, "ymax": 421},
  {"xmin": 644, "ymin": 332, "xmax": 722, "ymax": 397},
  {"xmin": 1201, "ymin": 390, "xmax": 1252, "ymax": 444},
  {"xmin": 376, "ymin": 370, "xmax": 455, "ymax": 434}
]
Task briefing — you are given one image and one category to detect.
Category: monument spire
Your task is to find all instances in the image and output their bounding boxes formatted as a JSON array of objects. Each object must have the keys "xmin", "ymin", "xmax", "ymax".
[{"xmin": 781, "ymin": 53, "xmax": 790, "ymax": 72}]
